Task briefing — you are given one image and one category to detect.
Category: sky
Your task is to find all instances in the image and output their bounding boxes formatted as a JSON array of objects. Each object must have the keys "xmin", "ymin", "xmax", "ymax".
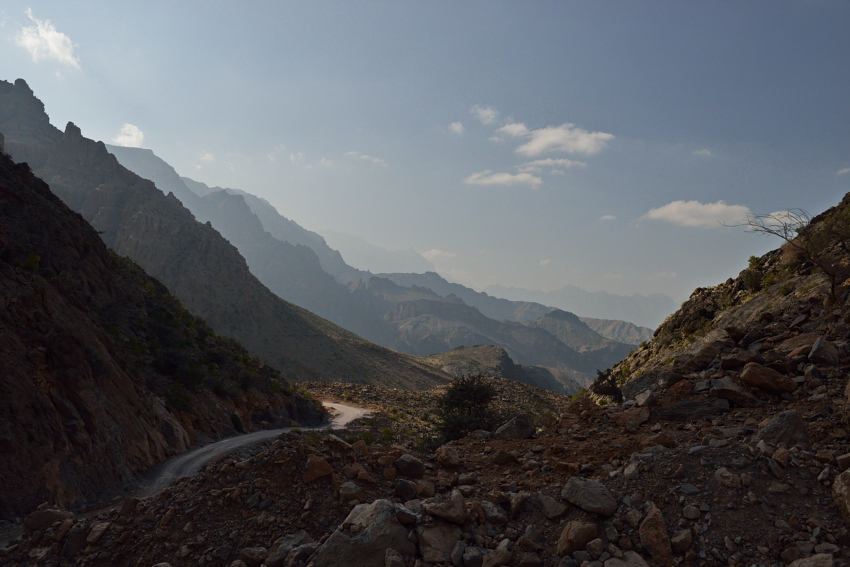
[{"xmin": 3, "ymin": 1, "xmax": 850, "ymax": 301}]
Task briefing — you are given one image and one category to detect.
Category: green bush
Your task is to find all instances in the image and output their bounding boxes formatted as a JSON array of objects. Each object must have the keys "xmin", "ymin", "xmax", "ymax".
[{"xmin": 436, "ymin": 375, "xmax": 499, "ymax": 441}]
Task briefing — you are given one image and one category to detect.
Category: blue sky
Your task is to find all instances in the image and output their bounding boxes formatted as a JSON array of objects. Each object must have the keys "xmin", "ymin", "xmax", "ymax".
[{"xmin": 3, "ymin": 1, "xmax": 849, "ymax": 300}]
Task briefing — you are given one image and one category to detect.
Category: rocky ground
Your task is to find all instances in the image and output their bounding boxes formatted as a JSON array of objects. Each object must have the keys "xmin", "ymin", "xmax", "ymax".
[{"xmin": 5, "ymin": 300, "xmax": 850, "ymax": 567}]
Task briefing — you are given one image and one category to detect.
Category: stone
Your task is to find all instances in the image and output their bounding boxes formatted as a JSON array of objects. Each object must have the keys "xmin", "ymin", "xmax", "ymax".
[
  {"xmin": 740, "ymin": 362, "xmax": 797, "ymax": 394},
  {"xmin": 638, "ymin": 507, "xmax": 673, "ymax": 567},
  {"xmin": 836, "ymin": 453, "xmax": 850, "ymax": 471},
  {"xmin": 481, "ymin": 500, "xmax": 508, "ymax": 524},
  {"xmin": 304, "ymin": 455, "xmax": 333, "ymax": 482},
  {"xmin": 709, "ymin": 376, "xmax": 760, "ymax": 407},
  {"xmin": 682, "ymin": 505, "xmax": 700, "ymax": 520},
  {"xmin": 435, "ymin": 445, "xmax": 461, "ymax": 468},
  {"xmin": 23, "ymin": 508, "xmax": 74, "ymax": 531},
  {"xmin": 561, "ymin": 477, "xmax": 618, "ymax": 516},
  {"xmin": 754, "ymin": 410, "xmax": 810, "ymax": 448},
  {"xmin": 832, "ymin": 470, "xmax": 850, "ymax": 526},
  {"xmin": 417, "ymin": 524, "xmax": 463, "ymax": 564},
  {"xmin": 714, "ymin": 467, "xmax": 742, "ymax": 489},
  {"xmin": 482, "ymin": 546, "xmax": 512, "ymax": 567},
  {"xmin": 517, "ymin": 551, "xmax": 543, "ymax": 567},
  {"xmin": 340, "ymin": 481, "xmax": 364, "ymax": 501},
  {"xmin": 423, "ymin": 490, "xmax": 466, "ymax": 524},
  {"xmin": 809, "ymin": 338, "xmax": 840, "ymax": 366},
  {"xmin": 494, "ymin": 413, "xmax": 535, "ymax": 440},
  {"xmin": 720, "ymin": 350, "xmax": 763, "ymax": 370},
  {"xmin": 385, "ymin": 548, "xmax": 405, "ymax": 567},
  {"xmin": 451, "ymin": 540, "xmax": 467, "ymax": 567},
  {"xmin": 395, "ymin": 454, "xmax": 425, "ymax": 479},
  {"xmin": 464, "ymin": 545, "xmax": 490, "ymax": 567},
  {"xmin": 587, "ymin": 538, "xmax": 605, "ymax": 559},
  {"xmin": 86, "ymin": 522, "xmax": 110, "ymax": 545},
  {"xmin": 641, "ymin": 433, "xmax": 677, "ymax": 449},
  {"xmin": 788, "ymin": 554, "xmax": 835, "ymax": 567},
  {"xmin": 557, "ymin": 521, "xmax": 598, "ymax": 556},
  {"xmin": 670, "ymin": 530, "xmax": 692, "ymax": 554},
  {"xmin": 634, "ymin": 390, "xmax": 656, "ymax": 407},
  {"xmin": 311, "ymin": 499, "xmax": 415, "ymax": 567},
  {"xmin": 537, "ymin": 493, "xmax": 567, "ymax": 519},
  {"xmin": 239, "ymin": 547, "xmax": 267, "ymax": 567},
  {"xmin": 603, "ymin": 551, "xmax": 650, "ymax": 567}
]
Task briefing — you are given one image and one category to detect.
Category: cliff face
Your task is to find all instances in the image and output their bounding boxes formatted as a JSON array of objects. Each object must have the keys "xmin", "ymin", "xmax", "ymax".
[
  {"xmin": 0, "ymin": 78, "xmax": 450, "ymax": 391},
  {"xmin": 0, "ymin": 150, "xmax": 323, "ymax": 519}
]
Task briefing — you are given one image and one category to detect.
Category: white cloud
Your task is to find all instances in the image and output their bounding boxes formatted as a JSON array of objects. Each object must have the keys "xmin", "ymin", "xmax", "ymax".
[
  {"xmin": 289, "ymin": 152, "xmax": 306, "ymax": 165},
  {"xmin": 599, "ymin": 215, "xmax": 616, "ymax": 221},
  {"xmin": 471, "ymin": 104, "xmax": 498, "ymax": 125},
  {"xmin": 448, "ymin": 122, "xmax": 465, "ymax": 135},
  {"xmin": 497, "ymin": 122, "xmax": 529, "ymax": 137},
  {"xmin": 15, "ymin": 9, "xmax": 80, "ymax": 68},
  {"xmin": 837, "ymin": 167, "xmax": 850, "ymax": 176},
  {"xmin": 641, "ymin": 200, "xmax": 751, "ymax": 228},
  {"xmin": 421, "ymin": 249, "xmax": 457, "ymax": 261},
  {"xmin": 111, "ymin": 123, "xmax": 144, "ymax": 148},
  {"xmin": 464, "ymin": 170, "xmax": 542, "ymax": 188},
  {"xmin": 515, "ymin": 124, "xmax": 613, "ymax": 156},
  {"xmin": 693, "ymin": 149, "xmax": 713, "ymax": 157},
  {"xmin": 539, "ymin": 259, "xmax": 551, "ymax": 267},
  {"xmin": 345, "ymin": 151, "xmax": 388, "ymax": 167},
  {"xmin": 200, "ymin": 152, "xmax": 214, "ymax": 163},
  {"xmin": 517, "ymin": 158, "xmax": 586, "ymax": 173}
]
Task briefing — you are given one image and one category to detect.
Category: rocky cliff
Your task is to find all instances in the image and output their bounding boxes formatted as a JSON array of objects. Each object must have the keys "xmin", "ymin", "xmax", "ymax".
[{"xmin": 0, "ymin": 148, "xmax": 324, "ymax": 519}]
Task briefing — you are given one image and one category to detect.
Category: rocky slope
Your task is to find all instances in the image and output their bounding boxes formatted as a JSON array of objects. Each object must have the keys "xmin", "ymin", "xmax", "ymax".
[
  {"xmin": 0, "ymin": 145, "xmax": 323, "ymax": 520},
  {"xmin": 0, "ymin": 78, "xmax": 450, "ymax": 391},
  {"xmin": 580, "ymin": 318, "xmax": 655, "ymax": 346}
]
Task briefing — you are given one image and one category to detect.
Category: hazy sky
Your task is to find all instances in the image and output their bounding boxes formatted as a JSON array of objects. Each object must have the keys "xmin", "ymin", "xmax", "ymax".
[{"xmin": 3, "ymin": 1, "xmax": 849, "ymax": 300}]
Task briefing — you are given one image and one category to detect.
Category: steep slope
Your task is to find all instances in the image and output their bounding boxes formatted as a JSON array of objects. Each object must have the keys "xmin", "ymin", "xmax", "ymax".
[
  {"xmin": 0, "ymin": 146, "xmax": 323, "ymax": 519},
  {"xmin": 526, "ymin": 309, "xmax": 633, "ymax": 353},
  {"xmin": 0, "ymin": 78, "xmax": 449, "ymax": 391},
  {"xmin": 179, "ymin": 175, "xmax": 367, "ymax": 283}
]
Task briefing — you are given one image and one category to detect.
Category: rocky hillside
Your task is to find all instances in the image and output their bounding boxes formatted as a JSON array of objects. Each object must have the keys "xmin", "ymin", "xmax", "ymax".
[
  {"xmin": 0, "ymin": 144, "xmax": 324, "ymax": 520},
  {"xmin": 580, "ymin": 317, "xmax": 655, "ymax": 346},
  {"xmin": 0, "ymin": 78, "xmax": 450, "ymax": 391}
]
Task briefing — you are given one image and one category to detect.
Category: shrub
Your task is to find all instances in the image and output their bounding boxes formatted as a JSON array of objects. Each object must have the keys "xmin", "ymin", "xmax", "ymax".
[{"xmin": 436, "ymin": 375, "xmax": 499, "ymax": 441}]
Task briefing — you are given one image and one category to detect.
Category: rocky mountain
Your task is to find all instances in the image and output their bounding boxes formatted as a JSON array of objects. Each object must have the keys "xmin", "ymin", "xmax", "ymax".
[
  {"xmin": 526, "ymin": 309, "xmax": 634, "ymax": 354},
  {"xmin": 0, "ymin": 143, "xmax": 324, "ymax": 519},
  {"xmin": 97, "ymin": 142, "xmax": 633, "ymax": 391},
  {"xmin": 422, "ymin": 345, "xmax": 583, "ymax": 395},
  {"xmin": 380, "ymin": 271, "xmax": 553, "ymax": 323},
  {"xmin": 0, "ymin": 78, "xmax": 449, "ymax": 391},
  {"xmin": 486, "ymin": 282, "xmax": 678, "ymax": 329},
  {"xmin": 580, "ymin": 316, "xmax": 655, "ymax": 345},
  {"xmin": 321, "ymin": 229, "xmax": 436, "ymax": 275}
]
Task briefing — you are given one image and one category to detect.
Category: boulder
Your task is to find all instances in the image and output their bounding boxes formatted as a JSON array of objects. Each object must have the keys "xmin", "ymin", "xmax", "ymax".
[
  {"xmin": 494, "ymin": 414, "xmax": 535, "ymax": 440},
  {"xmin": 311, "ymin": 499, "xmax": 415, "ymax": 567},
  {"xmin": 604, "ymin": 551, "xmax": 650, "ymax": 567},
  {"xmin": 561, "ymin": 477, "xmax": 617, "ymax": 516},
  {"xmin": 423, "ymin": 490, "xmax": 466, "ymax": 524},
  {"xmin": 639, "ymin": 507, "xmax": 673, "ymax": 567},
  {"xmin": 417, "ymin": 525, "xmax": 462, "ymax": 564},
  {"xmin": 556, "ymin": 521, "xmax": 597, "ymax": 556},
  {"xmin": 23, "ymin": 508, "xmax": 74, "ymax": 531},
  {"xmin": 395, "ymin": 454, "xmax": 425, "ymax": 479},
  {"xmin": 739, "ymin": 362, "xmax": 796, "ymax": 394},
  {"xmin": 709, "ymin": 376, "xmax": 761, "ymax": 407},
  {"xmin": 303, "ymin": 455, "xmax": 333, "ymax": 482},
  {"xmin": 809, "ymin": 338, "xmax": 840, "ymax": 366},
  {"xmin": 832, "ymin": 470, "xmax": 850, "ymax": 527},
  {"xmin": 754, "ymin": 410, "xmax": 810, "ymax": 448},
  {"xmin": 788, "ymin": 554, "xmax": 835, "ymax": 567}
]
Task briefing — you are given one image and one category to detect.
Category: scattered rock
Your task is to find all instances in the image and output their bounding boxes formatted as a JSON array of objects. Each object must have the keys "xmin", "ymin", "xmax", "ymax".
[
  {"xmin": 561, "ymin": 477, "xmax": 617, "ymax": 516},
  {"xmin": 494, "ymin": 414, "xmax": 535, "ymax": 440},
  {"xmin": 740, "ymin": 362, "xmax": 797, "ymax": 394}
]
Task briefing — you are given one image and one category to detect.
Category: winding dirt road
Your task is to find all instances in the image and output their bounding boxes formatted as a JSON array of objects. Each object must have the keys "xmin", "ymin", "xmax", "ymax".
[{"xmin": 138, "ymin": 402, "xmax": 368, "ymax": 497}]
